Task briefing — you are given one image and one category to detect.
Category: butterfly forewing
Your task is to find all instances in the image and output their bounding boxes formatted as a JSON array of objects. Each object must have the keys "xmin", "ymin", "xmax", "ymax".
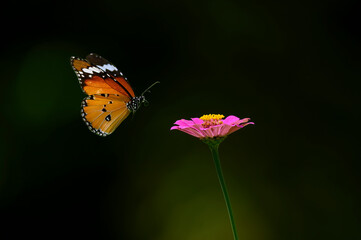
[
  {"xmin": 86, "ymin": 53, "xmax": 135, "ymax": 98},
  {"xmin": 86, "ymin": 53, "xmax": 120, "ymax": 76},
  {"xmin": 71, "ymin": 55, "xmax": 135, "ymax": 98},
  {"xmin": 71, "ymin": 57, "xmax": 92, "ymax": 89},
  {"xmin": 81, "ymin": 94, "xmax": 131, "ymax": 136}
]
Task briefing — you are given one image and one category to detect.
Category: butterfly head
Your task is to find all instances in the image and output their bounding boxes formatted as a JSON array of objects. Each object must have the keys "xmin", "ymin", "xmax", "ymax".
[
  {"xmin": 126, "ymin": 96, "xmax": 147, "ymax": 113},
  {"xmin": 126, "ymin": 81, "xmax": 160, "ymax": 113}
]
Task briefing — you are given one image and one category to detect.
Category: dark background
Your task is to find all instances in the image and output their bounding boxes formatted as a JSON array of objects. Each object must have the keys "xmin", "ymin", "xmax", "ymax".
[{"xmin": 1, "ymin": 0, "xmax": 360, "ymax": 239}]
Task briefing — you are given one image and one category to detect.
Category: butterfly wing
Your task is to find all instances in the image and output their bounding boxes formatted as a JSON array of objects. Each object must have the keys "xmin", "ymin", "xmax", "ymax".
[
  {"xmin": 70, "ymin": 56, "xmax": 135, "ymax": 98},
  {"xmin": 81, "ymin": 94, "xmax": 131, "ymax": 136},
  {"xmin": 86, "ymin": 53, "xmax": 135, "ymax": 98}
]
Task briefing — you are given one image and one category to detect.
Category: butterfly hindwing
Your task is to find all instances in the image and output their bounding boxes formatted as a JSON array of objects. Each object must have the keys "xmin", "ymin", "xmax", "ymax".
[{"xmin": 81, "ymin": 94, "xmax": 131, "ymax": 137}]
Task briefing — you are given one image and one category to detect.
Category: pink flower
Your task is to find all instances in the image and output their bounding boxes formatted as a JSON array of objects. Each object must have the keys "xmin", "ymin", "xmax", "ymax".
[{"xmin": 170, "ymin": 114, "xmax": 254, "ymax": 139}]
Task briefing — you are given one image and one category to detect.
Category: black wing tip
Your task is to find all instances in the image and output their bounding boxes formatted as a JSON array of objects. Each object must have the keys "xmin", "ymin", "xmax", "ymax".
[
  {"xmin": 71, "ymin": 53, "xmax": 100, "ymax": 59},
  {"xmin": 87, "ymin": 52, "xmax": 101, "ymax": 58}
]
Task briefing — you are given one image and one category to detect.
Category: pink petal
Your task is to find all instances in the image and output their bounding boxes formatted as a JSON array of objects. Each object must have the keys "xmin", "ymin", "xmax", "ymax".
[
  {"xmin": 211, "ymin": 125, "xmax": 222, "ymax": 137},
  {"xmin": 228, "ymin": 117, "xmax": 252, "ymax": 126},
  {"xmin": 227, "ymin": 122, "xmax": 254, "ymax": 135},
  {"xmin": 172, "ymin": 126, "xmax": 205, "ymax": 138},
  {"xmin": 202, "ymin": 128, "xmax": 215, "ymax": 138},
  {"xmin": 173, "ymin": 119, "xmax": 196, "ymax": 128},
  {"xmin": 171, "ymin": 118, "xmax": 211, "ymax": 138},
  {"xmin": 238, "ymin": 118, "xmax": 251, "ymax": 124},
  {"xmin": 191, "ymin": 118, "xmax": 204, "ymax": 125},
  {"xmin": 237, "ymin": 122, "xmax": 254, "ymax": 128},
  {"xmin": 179, "ymin": 128, "xmax": 205, "ymax": 138},
  {"xmin": 218, "ymin": 124, "xmax": 233, "ymax": 136},
  {"xmin": 223, "ymin": 115, "xmax": 240, "ymax": 125},
  {"xmin": 190, "ymin": 124, "xmax": 202, "ymax": 130},
  {"xmin": 203, "ymin": 124, "xmax": 224, "ymax": 137},
  {"xmin": 226, "ymin": 126, "xmax": 243, "ymax": 135}
]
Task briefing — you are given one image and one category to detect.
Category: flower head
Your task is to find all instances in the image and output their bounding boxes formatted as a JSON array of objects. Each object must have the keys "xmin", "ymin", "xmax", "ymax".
[{"xmin": 171, "ymin": 114, "xmax": 254, "ymax": 140}]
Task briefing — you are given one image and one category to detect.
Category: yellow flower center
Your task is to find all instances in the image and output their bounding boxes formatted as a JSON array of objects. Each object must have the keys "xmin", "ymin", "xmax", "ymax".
[{"xmin": 200, "ymin": 114, "xmax": 225, "ymax": 128}]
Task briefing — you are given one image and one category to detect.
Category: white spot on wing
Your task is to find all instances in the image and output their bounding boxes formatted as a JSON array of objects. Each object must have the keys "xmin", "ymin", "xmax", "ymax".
[
  {"xmin": 97, "ymin": 63, "xmax": 118, "ymax": 72},
  {"xmin": 82, "ymin": 66, "xmax": 102, "ymax": 74},
  {"xmin": 83, "ymin": 68, "xmax": 93, "ymax": 74},
  {"xmin": 89, "ymin": 66, "xmax": 102, "ymax": 73}
]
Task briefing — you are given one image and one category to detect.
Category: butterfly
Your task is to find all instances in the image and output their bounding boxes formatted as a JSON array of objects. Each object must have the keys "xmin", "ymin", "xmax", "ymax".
[{"xmin": 70, "ymin": 53, "xmax": 159, "ymax": 137}]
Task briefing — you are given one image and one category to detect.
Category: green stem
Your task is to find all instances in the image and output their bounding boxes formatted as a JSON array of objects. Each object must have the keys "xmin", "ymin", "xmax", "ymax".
[{"xmin": 209, "ymin": 144, "xmax": 239, "ymax": 240}]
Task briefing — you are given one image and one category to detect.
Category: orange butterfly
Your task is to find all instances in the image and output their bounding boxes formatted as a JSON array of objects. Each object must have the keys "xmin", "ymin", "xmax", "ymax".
[{"xmin": 70, "ymin": 53, "xmax": 159, "ymax": 136}]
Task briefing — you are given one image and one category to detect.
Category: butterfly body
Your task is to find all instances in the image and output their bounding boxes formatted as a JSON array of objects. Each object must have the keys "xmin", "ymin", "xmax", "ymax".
[
  {"xmin": 126, "ymin": 95, "xmax": 146, "ymax": 112},
  {"xmin": 71, "ymin": 53, "xmax": 149, "ymax": 137}
]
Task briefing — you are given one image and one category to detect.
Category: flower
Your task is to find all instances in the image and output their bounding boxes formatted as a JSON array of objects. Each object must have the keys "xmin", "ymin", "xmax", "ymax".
[
  {"xmin": 170, "ymin": 114, "xmax": 254, "ymax": 139},
  {"xmin": 171, "ymin": 114, "xmax": 254, "ymax": 240}
]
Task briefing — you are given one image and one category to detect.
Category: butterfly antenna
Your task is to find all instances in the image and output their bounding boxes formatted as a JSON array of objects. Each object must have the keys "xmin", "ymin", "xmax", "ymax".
[{"xmin": 141, "ymin": 81, "xmax": 160, "ymax": 96}]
